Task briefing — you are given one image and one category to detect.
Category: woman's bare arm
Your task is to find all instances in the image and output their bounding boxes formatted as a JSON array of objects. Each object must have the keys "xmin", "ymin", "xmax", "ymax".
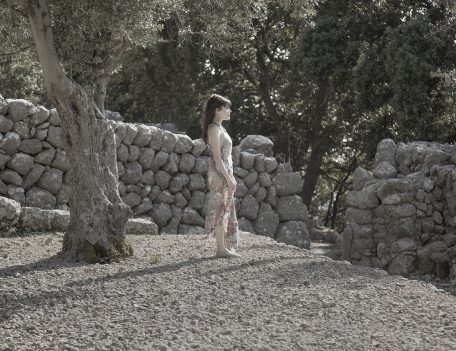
[{"xmin": 207, "ymin": 126, "xmax": 231, "ymax": 182}]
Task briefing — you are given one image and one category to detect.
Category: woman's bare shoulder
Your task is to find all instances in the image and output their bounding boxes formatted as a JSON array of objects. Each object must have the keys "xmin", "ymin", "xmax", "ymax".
[{"xmin": 207, "ymin": 124, "xmax": 221, "ymax": 135}]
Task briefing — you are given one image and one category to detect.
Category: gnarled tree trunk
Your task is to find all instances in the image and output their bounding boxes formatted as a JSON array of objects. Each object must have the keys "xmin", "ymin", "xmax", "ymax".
[{"xmin": 24, "ymin": 0, "xmax": 132, "ymax": 262}]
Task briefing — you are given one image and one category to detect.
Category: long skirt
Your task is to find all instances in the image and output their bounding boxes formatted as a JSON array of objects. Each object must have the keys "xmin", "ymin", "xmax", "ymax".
[{"xmin": 204, "ymin": 166, "xmax": 239, "ymax": 248}]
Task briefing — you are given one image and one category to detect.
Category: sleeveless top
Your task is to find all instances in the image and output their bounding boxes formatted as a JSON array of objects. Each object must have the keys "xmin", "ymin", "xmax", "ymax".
[{"xmin": 207, "ymin": 123, "xmax": 234, "ymax": 176}]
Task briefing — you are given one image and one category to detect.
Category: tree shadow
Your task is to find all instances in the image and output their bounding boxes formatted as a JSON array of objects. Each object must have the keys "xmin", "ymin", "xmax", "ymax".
[
  {"xmin": 65, "ymin": 256, "xmax": 217, "ymax": 287},
  {"xmin": 0, "ymin": 253, "xmax": 395, "ymax": 325},
  {"xmin": 0, "ymin": 253, "xmax": 85, "ymax": 278}
]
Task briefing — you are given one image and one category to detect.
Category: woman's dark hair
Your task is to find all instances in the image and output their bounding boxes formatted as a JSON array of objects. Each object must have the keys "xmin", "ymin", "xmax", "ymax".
[{"xmin": 201, "ymin": 93, "xmax": 231, "ymax": 144}]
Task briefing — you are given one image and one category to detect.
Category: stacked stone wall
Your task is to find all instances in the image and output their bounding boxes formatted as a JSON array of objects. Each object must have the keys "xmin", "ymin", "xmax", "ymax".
[
  {"xmin": 0, "ymin": 96, "xmax": 310, "ymax": 248},
  {"xmin": 343, "ymin": 138, "xmax": 456, "ymax": 279}
]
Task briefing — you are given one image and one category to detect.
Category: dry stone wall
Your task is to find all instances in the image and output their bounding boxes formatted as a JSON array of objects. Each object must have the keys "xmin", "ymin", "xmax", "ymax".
[
  {"xmin": 0, "ymin": 96, "xmax": 310, "ymax": 248},
  {"xmin": 343, "ymin": 138, "xmax": 456, "ymax": 279}
]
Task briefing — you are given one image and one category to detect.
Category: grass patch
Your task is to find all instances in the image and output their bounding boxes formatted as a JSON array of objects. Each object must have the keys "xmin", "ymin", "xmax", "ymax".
[{"xmin": 148, "ymin": 253, "xmax": 161, "ymax": 265}]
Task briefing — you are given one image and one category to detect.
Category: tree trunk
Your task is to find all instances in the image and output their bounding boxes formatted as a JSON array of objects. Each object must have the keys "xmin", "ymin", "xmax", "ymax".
[
  {"xmin": 301, "ymin": 139, "xmax": 327, "ymax": 208},
  {"xmin": 24, "ymin": 0, "xmax": 132, "ymax": 263},
  {"xmin": 301, "ymin": 77, "xmax": 330, "ymax": 208}
]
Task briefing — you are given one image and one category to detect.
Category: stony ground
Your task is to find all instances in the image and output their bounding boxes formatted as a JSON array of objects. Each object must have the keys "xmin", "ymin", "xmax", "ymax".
[{"xmin": 1, "ymin": 232, "xmax": 456, "ymax": 351}]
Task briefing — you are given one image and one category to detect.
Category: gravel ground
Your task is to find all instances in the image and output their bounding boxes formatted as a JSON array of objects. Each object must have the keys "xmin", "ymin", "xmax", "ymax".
[{"xmin": 1, "ymin": 232, "xmax": 456, "ymax": 351}]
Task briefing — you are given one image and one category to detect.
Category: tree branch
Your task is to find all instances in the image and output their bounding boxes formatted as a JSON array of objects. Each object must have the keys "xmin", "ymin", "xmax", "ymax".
[
  {"xmin": 21, "ymin": 0, "xmax": 70, "ymax": 94},
  {"xmin": 242, "ymin": 68, "xmax": 258, "ymax": 88}
]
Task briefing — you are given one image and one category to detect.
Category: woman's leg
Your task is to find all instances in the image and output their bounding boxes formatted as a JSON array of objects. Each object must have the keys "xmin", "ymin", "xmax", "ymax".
[
  {"xmin": 215, "ymin": 223, "xmax": 239, "ymax": 258},
  {"xmin": 225, "ymin": 193, "xmax": 240, "ymax": 255}
]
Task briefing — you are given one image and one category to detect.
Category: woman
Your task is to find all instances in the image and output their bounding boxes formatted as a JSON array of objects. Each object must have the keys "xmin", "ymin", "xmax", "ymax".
[{"xmin": 202, "ymin": 94, "xmax": 241, "ymax": 258}]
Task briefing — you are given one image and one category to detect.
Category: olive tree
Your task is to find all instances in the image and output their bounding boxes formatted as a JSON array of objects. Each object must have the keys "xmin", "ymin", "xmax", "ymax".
[{"xmin": 0, "ymin": 0, "xmax": 255, "ymax": 262}]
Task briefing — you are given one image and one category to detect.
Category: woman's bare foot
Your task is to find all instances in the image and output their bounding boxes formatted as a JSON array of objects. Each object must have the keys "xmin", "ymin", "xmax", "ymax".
[
  {"xmin": 227, "ymin": 247, "xmax": 241, "ymax": 257},
  {"xmin": 215, "ymin": 248, "xmax": 241, "ymax": 258}
]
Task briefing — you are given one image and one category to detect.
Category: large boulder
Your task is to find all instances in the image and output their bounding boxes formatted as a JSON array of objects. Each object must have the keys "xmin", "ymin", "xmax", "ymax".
[
  {"xmin": 191, "ymin": 139, "xmax": 207, "ymax": 157},
  {"xmin": 122, "ymin": 192, "xmax": 142, "ymax": 208},
  {"xmin": 0, "ymin": 169, "xmax": 22, "ymax": 186},
  {"xmin": 138, "ymin": 148, "xmax": 156, "ymax": 170},
  {"xmin": 352, "ymin": 167, "xmax": 375, "ymax": 191},
  {"xmin": 179, "ymin": 153, "xmax": 196, "ymax": 173},
  {"xmin": 239, "ymin": 135, "xmax": 274, "ymax": 156},
  {"xmin": 264, "ymin": 157, "xmax": 278, "ymax": 173},
  {"xmin": 125, "ymin": 218, "xmax": 159, "ymax": 235},
  {"xmin": 30, "ymin": 105, "xmax": 50, "ymax": 126},
  {"xmin": 272, "ymin": 172, "xmax": 303, "ymax": 196},
  {"xmin": 346, "ymin": 190, "xmax": 379, "ymax": 210},
  {"xmin": 0, "ymin": 115, "xmax": 14, "ymax": 133},
  {"xmin": 276, "ymin": 221, "xmax": 310, "ymax": 249},
  {"xmin": 6, "ymin": 99, "xmax": 34, "ymax": 121},
  {"xmin": 169, "ymin": 173, "xmax": 189, "ymax": 193},
  {"xmin": 35, "ymin": 149, "xmax": 56, "ymax": 166},
  {"xmin": 18, "ymin": 139, "xmax": 43, "ymax": 155},
  {"xmin": 374, "ymin": 162, "xmax": 397, "ymax": 179},
  {"xmin": 25, "ymin": 187, "xmax": 56, "ymax": 209},
  {"xmin": 123, "ymin": 124, "xmax": 138, "ymax": 145},
  {"xmin": 277, "ymin": 195, "xmax": 309, "ymax": 221},
  {"xmin": 23, "ymin": 164, "xmax": 45, "ymax": 190},
  {"xmin": 19, "ymin": 207, "xmax": 55, "ymax": 232},
  {"xmin": 238, "ymin": 217, "xmax": 254, "ymax": 233},
  {"xmin": 0, "ymin": 196, "xmax": 21, "ymax": 232},
  {"xmin": 374, "ymin": 139, "xmax": 397, "ymax": 166},
  {"xmin": 133, "ymin": 198, "xmax": 153, "ymax": 216},
  {"xmin": 254, "ymin": 203, "xmax": 279, "ymax": 238},
  {"xmin": 46, "ymin": 126, "xmax": 65, "ymax": 149},
  {"xmin": 151, "ymin": 151, "xmax": 169, "ymax": 171},
  {"xmin": 161, "ymin": 131, "xmax": 178, "ymax": 153},
  {"xmin": 120, "ymin": 162, "xmax": 143, "ymax": 185},
  {"xmin": 151, "ymin": 203, "xmax": 173, "ymax": 228},
  {"xmin": 149, "ymin": 127, "xmax": 164, "ymax": 150},
  {"xmin": 7, "ymin": 185, "xmax": 25, "ymax": 205},
  {"xmin": 377, "ymin": 179, "xmax": 414, "ymax": 200},
  {"xmin": 181, "ymin": 207, "xmax": 205, "ymax": 227},
  {"xmin": 0, "ymin": 132, "xmax": 20, "ymax": 155},
  {"xmin": 189, "ymin": 174, "xmax": 206, "ymax": 191},
  {"xmin": 189, "ymin": 191, "xmax": 206, "ymax": 210},
  {"xmin": 0, "ymin": 154, "xmax": 11, "ymax": 169},
  {"xmin": 133, "ymin": 125, "xmax": 153, "ymax": 147},
  {"xmin": 38, "ymin": 169, "xmax": 63, "ymax": 194},
  {"xmin": 238, "ymin": 194, "xmax": 259, "ymax": 220},
  {"xmin": 14, "ymin": 121, "xmax": 30, "ymax": 139},
  {"xmin": 192, "ymin": 157, "xmax": 209, "ymax": 174},
  {"xmin": 155, "ymin": 170, "xmax": 171, "ymax": 190},
  {"xmin": 174, "ymin": 134, "xmax": 194, "ymax": 153},
  {"xmin": 162, "ymin": 153, "xmax": 179, "ymax": 175},
  {"xmin": 388, "ymin": 253, "xmax": 416, "ymax": 275},
  {"xmin": 7, "ymin": 153, "xmax": 34, "ymax": 175},
  {"xmin": 52, "ymin": 150, "xmax": 70, "ymax": 171},
  {"xmin": 240, "ymin": 152, "xmax": 255, "ymax": 170}
]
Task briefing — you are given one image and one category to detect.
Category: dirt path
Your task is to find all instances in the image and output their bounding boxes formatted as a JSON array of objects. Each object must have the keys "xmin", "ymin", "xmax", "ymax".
[{"xmin": 1, "ymin": 232, "xmax": 456, "ymax": 351}]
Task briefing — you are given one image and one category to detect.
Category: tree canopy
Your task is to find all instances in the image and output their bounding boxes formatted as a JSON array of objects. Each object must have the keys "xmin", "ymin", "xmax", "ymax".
[{"xmin": 2, "ymin": 0, "xmax": 456, "ymax": 233}]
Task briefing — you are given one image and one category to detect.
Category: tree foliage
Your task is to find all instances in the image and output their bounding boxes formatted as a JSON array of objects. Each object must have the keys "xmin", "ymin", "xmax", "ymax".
[{"xmin": 3, "ymin": 0, "xmax": 456, "ymax": 233}]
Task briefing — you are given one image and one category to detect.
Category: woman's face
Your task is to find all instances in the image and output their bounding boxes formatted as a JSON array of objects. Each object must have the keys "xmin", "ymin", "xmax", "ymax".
[{"xmin": 215, "ymin": 105, "xmax": 231, "ymax": 121}]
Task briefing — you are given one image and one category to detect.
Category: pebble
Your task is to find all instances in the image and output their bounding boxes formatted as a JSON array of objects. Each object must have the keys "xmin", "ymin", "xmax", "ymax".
[{"xmin": 1, "ymin": 232, "xmax": 456, "ymax": 351}]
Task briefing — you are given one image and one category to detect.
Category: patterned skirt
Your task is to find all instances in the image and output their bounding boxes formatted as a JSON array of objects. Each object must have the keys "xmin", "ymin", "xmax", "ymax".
[{"xmin": 204, "ymin": 164, "xmax": 239, "ymax": 248}]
